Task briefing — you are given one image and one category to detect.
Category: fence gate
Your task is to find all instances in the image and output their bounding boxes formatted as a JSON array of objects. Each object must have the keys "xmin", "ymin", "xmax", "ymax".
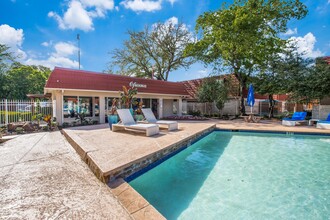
[{"xmin": 0, "ymin": 99, "xmax": 53, "ymax": 127}]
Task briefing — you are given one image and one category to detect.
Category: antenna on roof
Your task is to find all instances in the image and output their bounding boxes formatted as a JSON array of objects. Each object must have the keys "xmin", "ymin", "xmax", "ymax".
[{"xmin": 77, "ymin": 34, "xmax": 80, "ymax": 70}]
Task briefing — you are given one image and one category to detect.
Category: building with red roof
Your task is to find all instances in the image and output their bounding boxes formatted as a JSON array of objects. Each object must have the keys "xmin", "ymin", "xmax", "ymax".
[{"xmin": 45, "ymin": 67, "xmax": 192, "ymax": 124}]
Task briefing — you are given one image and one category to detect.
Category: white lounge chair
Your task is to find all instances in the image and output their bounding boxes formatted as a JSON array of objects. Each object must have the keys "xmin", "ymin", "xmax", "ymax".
[
  {"xmin": 141, "ymin": 108, "xmax": 178, "ymax": 131},
  {"xmin": 282, "ymin": 112, "xmax": 307, "ymax": 126},
  {"xmin": 316, "ymin": 113, "xmax": 330, "ymax": 129},
  {"xmin": 113, "ymin": 109, "xmax": 159, "ymax": 136}
]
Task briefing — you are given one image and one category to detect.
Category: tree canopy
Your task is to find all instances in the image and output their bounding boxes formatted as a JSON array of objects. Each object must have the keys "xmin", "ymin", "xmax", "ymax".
[
  {"xmin": 197, "ymin": 78, "xmax": 229, "ymax": 116},
  {"xmin": 109, "ymin": 21, "xmax": 195, "ymax": 81},
  {"xmin": 0, "ymin": 62, "xmax": 51, "ymax": 99},
  {"xmin": 186, "ymin": 0, "xmax": 307, "ymax": 115}
]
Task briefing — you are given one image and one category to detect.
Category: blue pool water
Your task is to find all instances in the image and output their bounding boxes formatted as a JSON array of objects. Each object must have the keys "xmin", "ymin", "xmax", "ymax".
[{"xmin": 129, "ymin": 131, "xmax": 330, "ymax": 219}]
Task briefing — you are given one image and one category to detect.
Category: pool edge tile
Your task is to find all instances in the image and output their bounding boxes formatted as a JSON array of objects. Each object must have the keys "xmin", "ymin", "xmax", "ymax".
[{"xmin": 109, "ymin": 178, "xmax": 165, "ymax": 219}]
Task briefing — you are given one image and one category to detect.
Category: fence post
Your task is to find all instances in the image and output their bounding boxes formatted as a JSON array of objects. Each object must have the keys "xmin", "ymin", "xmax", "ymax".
[{"xmin": 5, "ymin": 99, "xmax": 8, "ymax": 125}]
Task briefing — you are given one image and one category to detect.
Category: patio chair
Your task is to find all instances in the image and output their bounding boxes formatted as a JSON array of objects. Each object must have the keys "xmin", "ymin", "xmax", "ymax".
[
  {"xmin": 141, "ymin": 108, "xmax": 178, "ymax": 131},
  {"xmin": 282, "ymin": 112, "xmax": 307, "ymax": 126},
  {"xmin": 316, "ymin": 113, "xmax": 330, "ymax": 129},
  {"xmin": 112, "ymin": 109, "xmax": 159, "ymax": 136}
]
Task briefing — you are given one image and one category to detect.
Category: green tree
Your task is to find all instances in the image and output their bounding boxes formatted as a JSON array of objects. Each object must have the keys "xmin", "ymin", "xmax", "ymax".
[
  {"xmin": 253, "ymin": 52, "xmax": 285, "ymax": 118},
  {"xmin": 109, "ymin": 21, "xmax": 195, "ymax": 81},
  {"xmin": 254, "ymin": 46, "xmax": 330, "ymax": 116},
  {"xmin": 285, "ymin": 54, "xmax": 330, "ymax": 104},
  {"xmin": 197, "ymin": 78, "xmax": 229, "ymax": 117},
  {"xmin": 310, "ymin": 58, "xmax": 330, "ymax": 100},
  {"xmin": 186, "ymin": 0, "xmax": 307, "ymax": 115},
  {"xmin": 3, "ymin": 64, "xmax": 51, "ymax": 99},
  {"xmin": 0, "ymin": 44, "xmax": 16, "ymax": 98}
]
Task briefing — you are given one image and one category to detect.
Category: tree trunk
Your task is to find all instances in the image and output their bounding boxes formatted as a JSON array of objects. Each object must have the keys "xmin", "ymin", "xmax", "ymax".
[
  {"xmin": 268, "ymin": 94, "xmax": 275, "ymax": 118},
  {"xmin": 239, "ymin": 83, "xmax": 246, "ymax": 116}
]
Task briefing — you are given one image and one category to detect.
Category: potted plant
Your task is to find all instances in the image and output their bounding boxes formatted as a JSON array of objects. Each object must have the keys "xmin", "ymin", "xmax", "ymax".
[
  {"xmin": 134, "ymin": 100, "xmax": 144, "ymax": 121},
  {"xmin": 108, "ymin": 98, "xmax": 119, "ymax": 130},
  {"xmin": 120, "ymin": 85, "xmax": 137, "ymax": 115}
]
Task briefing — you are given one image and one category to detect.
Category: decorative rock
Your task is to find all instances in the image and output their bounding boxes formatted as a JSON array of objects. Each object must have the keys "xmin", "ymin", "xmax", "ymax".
[
  {"xmin": 7, "ymin": 123, "xmax": 16, "ymax": 132},
  {"xmin": 22, "ymin": 122, "xmax": 35, "ymax": 132}
]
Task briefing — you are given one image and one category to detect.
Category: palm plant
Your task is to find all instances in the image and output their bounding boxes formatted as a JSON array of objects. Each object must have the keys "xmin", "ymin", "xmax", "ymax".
[{"xmin": 120, "ymin": 85, "xmax": 137, "ymax": 108}]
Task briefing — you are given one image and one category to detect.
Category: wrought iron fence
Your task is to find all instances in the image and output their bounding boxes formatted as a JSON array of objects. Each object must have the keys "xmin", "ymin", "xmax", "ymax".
[{"xmin": 0, "ymin": 99, "xmax": 53, "ymax": 126}]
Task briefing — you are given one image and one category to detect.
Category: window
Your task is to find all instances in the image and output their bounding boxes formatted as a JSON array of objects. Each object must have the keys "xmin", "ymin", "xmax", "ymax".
[
  {"xmin": 94, "ymin": 97, "xmax": 99, "ymax": 116},
  {"xmin": 63, "ymin": 96, "xmax": 78, "ymax": 118},
  {"xmin": 78, "ymin": 97, "xmax": 92, "ymax": 117},
  {"xmin": 142, "ymin": 99, "xmax": 151, "ymax": 108}
]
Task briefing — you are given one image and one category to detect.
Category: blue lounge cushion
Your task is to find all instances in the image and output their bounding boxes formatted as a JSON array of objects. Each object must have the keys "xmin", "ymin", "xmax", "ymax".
[
  {"xmin": 317, "ymin": 113, "xmax": 330, "ymax": 124},
  {"xmin": 326, "ymin": 113, "xmax": 330, "ymax": 121},
  {"xmin": 283, "ymin": 112, "xmax": 307, "ymax": 121}
]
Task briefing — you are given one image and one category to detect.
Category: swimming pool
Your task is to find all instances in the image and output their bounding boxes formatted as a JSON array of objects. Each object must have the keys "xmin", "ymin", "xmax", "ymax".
[{"xmin": 129, "ymin": 131, "xmax": 330, "ymax": 219}]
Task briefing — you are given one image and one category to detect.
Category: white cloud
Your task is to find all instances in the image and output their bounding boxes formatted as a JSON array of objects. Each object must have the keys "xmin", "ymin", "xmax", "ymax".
[
  {"xmin": 41, "ymin": 42, "xmax": 49, "ymax": 47},
  {"xmin": 197, "ymin": 69, "xmax": 208, "ymax": 78},
  {"xmin": 328, "ymin": 0, "xmax": 330, "ymax": 4},
  {"xmin": 165, "ymin": 16, "xmax": 178, "ymax": 26},
  {"xmin": 25, "ymin": 42, "xmax": 79, "ymax": 69},
  {"xmin": 49, "ymin": 0, "xmax": 115, "ymax": 32},
  {"xmin": 53, "ymin": 42, "xmax": 78, "ymax": 57},
  {"xmin": 289, "ymin": 32, "xmax": 324, "ymax": 58},
  {"xmin": 41, "ymin": 41, "xmax": 53, "ymax": 47},
  {"xmin": 81, "ymin": 0, "xmax": 114, "ymax": 17},
  {"xmin": 49, "ymin": 1, "xmax": 94, "ymax": 32},
  {"xmin": 120, "ymin": 0, "xmax": 162, "ymax": 12},
  {"xmin": 0, "ymin": 24, "xmax": 26, "ymax": 59},
  {"xmin": 0, "ymin": 24, "xmax": 78, "ymax": 69},
  {"xmin": 25, "ymin": 56, "xmax": 79, "ymax": 69},
  {"xmin": 0, "ymin": 24, "xmax": 24, "ymax": 47},
  {"xmin": 282, "ymin": 28, "xmax": 297, "ymax": 36},
  {"xmin": 167, "ymin": 0, "xmax": 176, "ymax": 5}
]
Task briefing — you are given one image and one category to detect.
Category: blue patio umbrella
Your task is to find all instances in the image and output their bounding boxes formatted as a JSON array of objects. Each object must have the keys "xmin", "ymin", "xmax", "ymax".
[{"xmin": 247, "ymin": 84, "xmax": 255, "ymax": 114}]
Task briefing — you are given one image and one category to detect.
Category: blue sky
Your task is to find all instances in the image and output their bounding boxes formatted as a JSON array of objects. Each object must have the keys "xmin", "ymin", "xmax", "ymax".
[{"xmin": 0, "ymin": 0, "xmax": 329, "ymax": 82}]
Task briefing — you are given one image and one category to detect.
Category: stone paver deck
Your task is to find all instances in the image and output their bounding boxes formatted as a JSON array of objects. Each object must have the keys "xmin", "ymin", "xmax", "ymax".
[{"xmin": 62, "ymin": 122, "xmax": 215, "ymax": 182}]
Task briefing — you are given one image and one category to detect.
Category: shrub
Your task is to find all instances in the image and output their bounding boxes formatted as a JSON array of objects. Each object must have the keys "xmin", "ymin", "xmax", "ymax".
[
  {"xmin": 188, "ymin": 110, "xmax": 201, "ymax": 117},
  {"xmin": 62, "ymin": 122, "xmax": 70, "ymax": 128},
  {"xmin": 15, "ymin": 127, "xmax": 24, "ymax": 134}
]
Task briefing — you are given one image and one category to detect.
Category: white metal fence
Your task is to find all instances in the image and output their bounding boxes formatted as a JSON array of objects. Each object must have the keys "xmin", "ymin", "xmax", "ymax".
[{"xmin": 0, "ymin": 99, "xmax": 53, "ymax": 126}]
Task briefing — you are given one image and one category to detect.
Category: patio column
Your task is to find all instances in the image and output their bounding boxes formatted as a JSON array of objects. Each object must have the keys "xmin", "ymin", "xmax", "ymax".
[
  {"xmin": 178, "ymin": 98, "xmax": 182, "ymax": 116},
  {"xmin": 99, "ymin": 95, "xmax": 106, "ymax": 123},
  {"xmin": 158, "ymin": 98, "xmax": 163, "ymax": 119},
  {"xmin": 55, "ymin": 90, "xmax": 63, "ymax": 125}
]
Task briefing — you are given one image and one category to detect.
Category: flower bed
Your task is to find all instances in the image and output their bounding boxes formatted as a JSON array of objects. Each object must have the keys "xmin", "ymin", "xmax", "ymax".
[{"xmin": 162, "ymin": 115, "xmax": 208, "ymax": 120}]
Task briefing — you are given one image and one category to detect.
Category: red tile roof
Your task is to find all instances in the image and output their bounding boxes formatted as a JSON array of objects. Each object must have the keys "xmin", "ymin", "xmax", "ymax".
[
  {"xmin": 323, "ymin": 56, "xmax": 330, "ymax": 64},
  {"xmin": 45, "ymin": 67, "xmax": 190, "ymax": 96}
]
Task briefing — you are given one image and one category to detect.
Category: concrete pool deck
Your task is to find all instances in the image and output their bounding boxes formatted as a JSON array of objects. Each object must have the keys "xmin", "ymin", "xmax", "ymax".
[
  {"xmin": 0, "ymin": 131, "xmax": 131, "ymax": 219},
  {"xmin": 1, "ymin": 119, "xmax": 329, "ymax": 219}
]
